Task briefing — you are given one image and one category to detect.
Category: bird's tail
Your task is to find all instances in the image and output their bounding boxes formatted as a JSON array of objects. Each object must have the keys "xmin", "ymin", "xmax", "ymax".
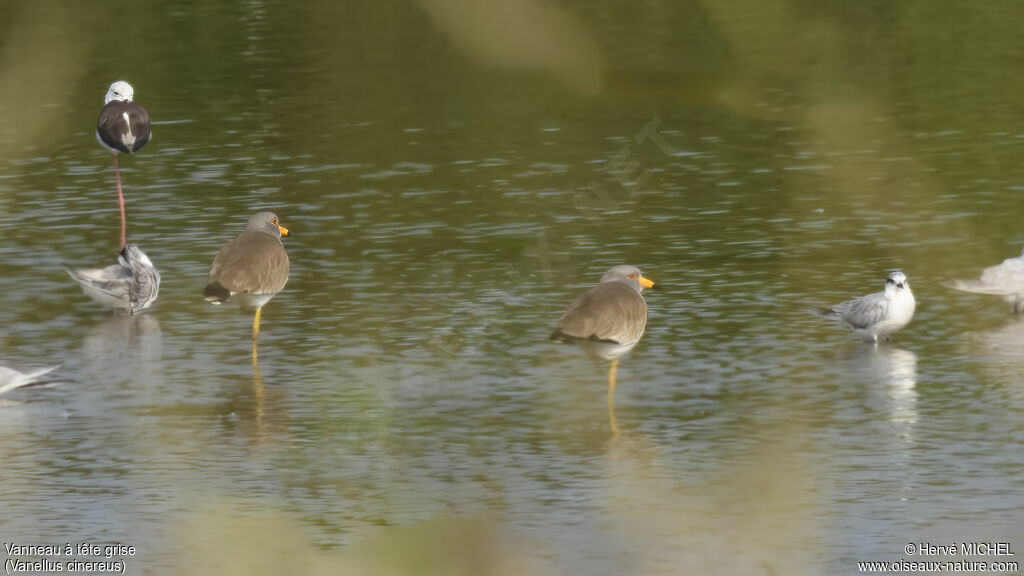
[
  {"xmin": 808, "ymin": 306, "xmax": 839, "ymax": 319},
  {"xmin": 23, "ymin": 365, "xmax": 60, "ymax": 382},
  {"xmin": 945, "ymin": 279, "xmax": 1017, "ymax": 296},
  {"xmin": 203, "ymin": 282, "xmax": 231, "ymax": 304},
  {"xmin": 63, "ymin": 264, "xmax": 105, "ymax": 286}
]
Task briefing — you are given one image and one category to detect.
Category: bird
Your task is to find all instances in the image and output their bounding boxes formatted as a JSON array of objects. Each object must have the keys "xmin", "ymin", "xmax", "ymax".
[
  {"xmin": 64, "ymin": 244, "xmax": 160, "ymax": 314},
  {"xmin": 0, "ymin": 365, "xmax": 59, "ymax": 396},
  {"xmin": 204, "ymin": 212, "xmax": 290, "ymax": 363},
  {"xmin": 813, "ymin": 270, "xmax": 916, "ymax": 343},
  {"xmin": 551, "ymin": 265, "xmax": 655, "ymax": 434},
  {"xmin": 948, "ymin": 246, "xmax": 1024, "ymax": 313},
  {"xmin": 96, "ymin": 80, "xmax": 151, "ymax": 249}
]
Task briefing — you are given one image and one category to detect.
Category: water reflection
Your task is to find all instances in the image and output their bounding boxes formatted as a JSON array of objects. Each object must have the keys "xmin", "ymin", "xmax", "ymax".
[
  {"xmin": 961, "ymin": 318, "xmax": 1024, "ymax": 399},
  {"xmin": 851, "ymin": 345, "xmax": 918, "ymax": 429},
  {"xmin": 80, "ymin": 314, "xmax": 162, "ymax": 381},
  {"xmin": 602, "ymin": 432, "xmax": 818, "ymax": 574}
]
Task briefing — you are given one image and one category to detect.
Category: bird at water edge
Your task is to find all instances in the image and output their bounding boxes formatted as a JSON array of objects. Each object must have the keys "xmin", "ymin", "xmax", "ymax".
[
  {"xmin": 203, "ymin": 212, "xmax": 291, "ymax": 365},
  {"xmin": 812, "ymin": 270, "xmax": 915, "ymax": 343},
  {"xmin": 552, "ymin": 265, "xmax": 655, "ymax": 435},
  {"xmin": 65, "ymin": 243, "xmax": 160, "ymax": 314},
  {"xmin": 96, "ymin": 80, "xmax": 151, "ymax": 249}
]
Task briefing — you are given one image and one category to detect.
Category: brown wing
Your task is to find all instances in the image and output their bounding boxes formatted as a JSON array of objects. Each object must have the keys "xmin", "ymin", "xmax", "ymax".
[
  {"xmin": 553, "ymin": 281, "xmax": 647, "ymax": 345},
  {"xmin": 206, "ymin": 231, "xmax": 289, "ymax": 295}
]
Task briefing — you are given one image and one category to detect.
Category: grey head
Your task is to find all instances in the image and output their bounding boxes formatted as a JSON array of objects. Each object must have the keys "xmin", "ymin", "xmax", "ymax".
[
  {"xmin": 104, "ymin": 80, "xmax": 135, "ymax": 105},
  {"xmin": 245, "ymin": 211, "xmax": 290, "ymax": 239},
  {"xmin": 120, "ymin": 243, "xmax": 156, "ymax": 272},
  {"xmin": 885, "ymin": 270, "xmax": 909, "ymax": 292},
  {"xmin": 600, "ymin": 265, "xmax": 655, "ymax": 293}
]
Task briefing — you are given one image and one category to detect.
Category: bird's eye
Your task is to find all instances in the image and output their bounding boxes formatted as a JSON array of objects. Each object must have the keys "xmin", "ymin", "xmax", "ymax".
[
  {"xmin": 628, "ymin": 273, "xmax": 636, "ymax": 279},
  {"xmin": 271, "ymin": 218, "xmax": 279, "ymax": 225}
]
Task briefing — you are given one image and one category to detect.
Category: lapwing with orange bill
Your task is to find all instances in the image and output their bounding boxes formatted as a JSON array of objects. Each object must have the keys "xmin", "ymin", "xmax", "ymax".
[
  {"xmin": 204, "ymin": 212, "xmax": 291, "ymax": 365},
  {"xmin": 552, "ymin": 265, "xmax": 655, "ymax": 434}
]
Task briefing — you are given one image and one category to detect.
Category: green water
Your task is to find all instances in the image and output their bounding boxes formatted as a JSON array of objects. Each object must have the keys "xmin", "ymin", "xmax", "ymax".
[{"xmin": 1, "ymin": 1, "xmax": 1023, "ymax": 574}]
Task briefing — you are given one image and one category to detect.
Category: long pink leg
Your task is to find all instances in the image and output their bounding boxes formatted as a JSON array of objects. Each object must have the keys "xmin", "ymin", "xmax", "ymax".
[{"xmin": 114, "ymin": 153, "xmax": 126, "ymax": 248}]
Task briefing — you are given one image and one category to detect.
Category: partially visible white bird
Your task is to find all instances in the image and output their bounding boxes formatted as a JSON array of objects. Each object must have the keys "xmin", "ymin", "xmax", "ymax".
[
  {"xmin": 0, "ymin": 365, "xmax": 59, "ymax": 396},
  {"xmin": 65, "ymin": 244, "xmax": 160, "ymax": 314},
  {"xmin": 813, "ymin": 270, "xmax": 916, "ymax": 343},
  {"xmin": 948, "ymin": 246, "xmax": 1024, "ymax": 313}
]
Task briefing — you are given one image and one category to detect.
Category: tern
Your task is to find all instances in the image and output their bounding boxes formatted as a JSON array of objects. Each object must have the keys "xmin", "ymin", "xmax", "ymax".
[{"xmin": 814, "ymin": 270, "xmax": 915, "ymax": 343}]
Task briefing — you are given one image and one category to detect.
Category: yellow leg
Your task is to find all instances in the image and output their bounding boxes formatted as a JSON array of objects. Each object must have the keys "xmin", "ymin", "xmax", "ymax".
[
  {"xmin": 608, "ymin": 358, "xmax": 620, "ymax": 436},
  {"xmin": 251, "ymin": 307, "xmax": 262, "ymax": 367}
]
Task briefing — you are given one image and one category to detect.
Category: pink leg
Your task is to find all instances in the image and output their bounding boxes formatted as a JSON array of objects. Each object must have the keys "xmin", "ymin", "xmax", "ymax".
[{"xmin": 114, "ymin": 154, "xmax": 126, "ymax": 248}]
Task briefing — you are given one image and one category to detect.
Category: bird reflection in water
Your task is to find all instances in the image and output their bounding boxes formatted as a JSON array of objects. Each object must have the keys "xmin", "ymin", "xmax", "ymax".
[
  {"xmin": 851, "ymin": 345, "xmax": 919, "ymax": 428},
  {"xmin": 252, "ymin": 361, "xmax": 266, "ymax": 439},
  {"xmin": 81, "ymin": 314, "xmax": 162, "ymax": 387},
  {"xmin": 961, "ymin": 318, "xmax": 1024, "ymax": 401}
]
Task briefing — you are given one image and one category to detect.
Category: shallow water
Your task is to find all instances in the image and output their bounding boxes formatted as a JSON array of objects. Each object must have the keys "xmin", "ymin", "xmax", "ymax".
[{"xmin": 2, "ymin": 1, "xmax": 1024, "ymax": 574}]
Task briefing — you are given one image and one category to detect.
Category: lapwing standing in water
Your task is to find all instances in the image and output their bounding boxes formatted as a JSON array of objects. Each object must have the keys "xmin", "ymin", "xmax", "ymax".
[
  {"xmin": 204, "ymin": 212, "xmax": 290, "ymax": 365},
  {"xmin": 948, "ymin": 246, "xmax": 1024, "ymax": 313},
  {"xmin": 96, "ymin": 80, "xmax": 151, "ymax": 249},
  {"xmin": 552, "ymin": 265, "xmax": 655, "ymax": 435},
  {"xmin": 65, "ymin": 244, "xmax": 160, "ymax": 314},
  {"xmin": 813, "ymin": 270, "xmax": 916, "ymax": 343}
]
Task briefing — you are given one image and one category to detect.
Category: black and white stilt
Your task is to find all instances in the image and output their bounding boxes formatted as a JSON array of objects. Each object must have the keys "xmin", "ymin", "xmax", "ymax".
[{"xmin": 96, "ymin": 80, "xmax": 151, "ymax": 249}]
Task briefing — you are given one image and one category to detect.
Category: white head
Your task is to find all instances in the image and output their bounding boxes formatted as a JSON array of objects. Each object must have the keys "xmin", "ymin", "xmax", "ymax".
[
  {"xmin": 885, "ymin": 270, "xmax": 909, "ymax": 292},
  {"xmin": 600, "ymin": 265, "xmax": 655, "ymax": 293},
  {"xmin": 104, "ymin": 81, "xmax": 135, "ymax": 104}
]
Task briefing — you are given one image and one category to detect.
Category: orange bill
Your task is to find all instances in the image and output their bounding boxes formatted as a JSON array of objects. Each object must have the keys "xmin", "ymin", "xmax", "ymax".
[{"xmin": 639, "ymin": 276, "xmax": 655, "ymax": 288}]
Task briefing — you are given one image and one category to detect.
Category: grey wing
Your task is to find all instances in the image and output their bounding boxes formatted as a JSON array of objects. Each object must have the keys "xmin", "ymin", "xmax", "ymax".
[
  {"xmin": 0, "ymin": 365, "xmax": 59, "ymax": 395},
  {"xmin": 950, "ymin": 256, "xmax": 1024, "ymax": 295},
  {"xmin": 949, "ymin": 278, "xmax": 1019, "ymax": 296},
  {"xmin": 978, "ymin": 256, "xmax": 1024, "ymax": 292},
  {"xmin": 65, "ymin": 264, "xmax": 134, "ymax": 308},
  {"xmin": 129, "ymin": 267, "xmax": 161, "ymax": 312},
  {"xmin": 833, "ymin": 293, "xmax": 889, "ymax": 329}
]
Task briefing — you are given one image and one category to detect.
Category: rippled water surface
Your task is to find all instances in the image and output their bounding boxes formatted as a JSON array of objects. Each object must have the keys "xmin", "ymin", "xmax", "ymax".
[{"xmin": 2, "ymin": 1, "xmax": 1024, "ymax": 574}]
